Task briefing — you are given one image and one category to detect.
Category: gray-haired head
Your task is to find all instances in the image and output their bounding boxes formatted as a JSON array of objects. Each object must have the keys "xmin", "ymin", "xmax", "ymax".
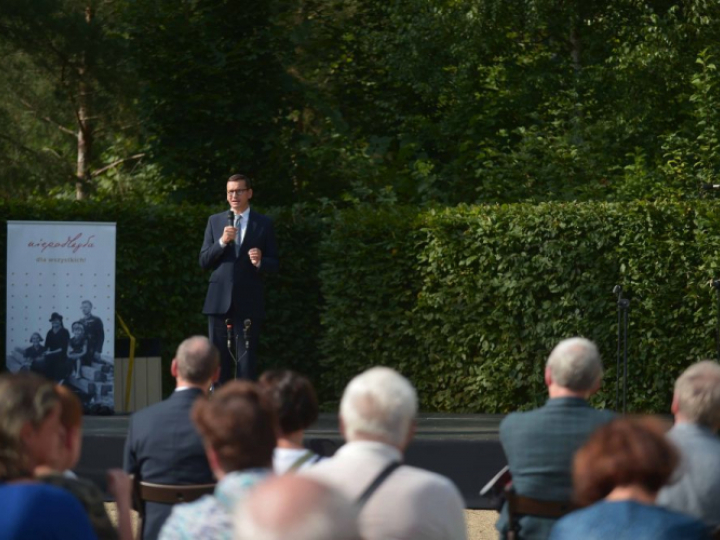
[
  {"xmin": 339, "ymin": 366, "xmax": 418, "ymax": 447},
  {"xmin": 175, "ymin": 336, "xmax": 219, "ymax": 384},
  {"xmin": 233, "ymin": 475, "xmax": 360, "ymax": 540},
  {"xmin": 674, "ymin": 361, "xmax": 720, "ymax": 428},
  {"xmin": 546, "ymin": 337, "xmax": 603, "ymax": 392}
]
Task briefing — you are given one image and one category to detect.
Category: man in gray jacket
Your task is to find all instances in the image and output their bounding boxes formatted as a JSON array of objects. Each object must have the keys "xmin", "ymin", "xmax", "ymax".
[
  {"xmin": 496, "ymin": 337, "xmax": 615, "ymax": 540},
  {"xmin": 657, "ymin": 360, "xmax": 720, "ymax": 528}
]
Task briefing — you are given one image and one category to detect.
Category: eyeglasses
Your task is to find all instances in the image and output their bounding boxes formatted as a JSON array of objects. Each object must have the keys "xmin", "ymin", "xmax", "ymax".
[{"xmin": 227, "ymin": 189, "xmax": 250, "ymax": 196}]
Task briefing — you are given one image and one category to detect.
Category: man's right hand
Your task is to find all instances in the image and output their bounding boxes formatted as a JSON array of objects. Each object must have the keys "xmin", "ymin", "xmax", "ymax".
[{"xmin": 221, "ymin": 226, "xmax": 238, "ymax": 245}]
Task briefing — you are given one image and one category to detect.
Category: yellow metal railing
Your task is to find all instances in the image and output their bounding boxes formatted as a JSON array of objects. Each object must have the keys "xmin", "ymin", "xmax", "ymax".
[{"xmin": 116, "ymin": 312, "xmax": 136, "ymax": 412}]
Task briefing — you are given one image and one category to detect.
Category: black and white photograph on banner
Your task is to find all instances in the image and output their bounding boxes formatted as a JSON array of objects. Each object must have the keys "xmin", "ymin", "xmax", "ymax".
[{"xmin": 5, "ymin": 221, "xmax": 116, "ymax": 415}]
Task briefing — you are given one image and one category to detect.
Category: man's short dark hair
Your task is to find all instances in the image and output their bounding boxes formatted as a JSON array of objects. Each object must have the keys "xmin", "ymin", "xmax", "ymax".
[
  {"xmin": 192, "ymin": 381, "xmax": 276, "ymax": 471},
  {"xmin": 259, "ymin": 370, "xmax": 319, "ymax": 435},
  {"xmin": 227, "ymin": 174, "xmax": 252, "ymax": 190},
  {"xmin": 175, "ymin": 336, "xmax": 219, "ymax": 384}
]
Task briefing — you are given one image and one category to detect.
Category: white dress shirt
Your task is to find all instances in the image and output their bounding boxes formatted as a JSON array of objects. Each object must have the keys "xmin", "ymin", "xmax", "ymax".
[{"xmin": 219, "ymin": 207, "xmax": 250, "ymax": 247}]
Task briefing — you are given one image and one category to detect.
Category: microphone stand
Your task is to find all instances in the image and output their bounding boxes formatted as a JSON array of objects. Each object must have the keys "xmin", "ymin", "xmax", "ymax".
[
  {"xmin": 713, "ymin": 280, "xmax": 720, "ymax": 361},
  {"xmin": 235, "ymin": 334, "xmax": 245, "ymax": 380},
  {"xmin": 613, "ymin": 286, "xmax": 630, "ymax": 413},
  {"xmin": 225, "ymin": 319, "xmax": 238, "ymax": 381},
  {"xmin": 234, "ymin": 320, "xmax": 251, "ymax": 380}
]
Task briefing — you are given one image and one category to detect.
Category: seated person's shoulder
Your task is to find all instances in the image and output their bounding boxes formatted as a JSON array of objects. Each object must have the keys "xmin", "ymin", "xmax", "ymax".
[
  {"xmin": 128, "ymin": 395, "xmax": 184, "ymax": 425},
  {"xmin": 396, "ymin": 465, "xmax": 463, "ymax": 496},
  {"xmin": 588, "ymin": 407, "xmax": 616, "ymax": 426},
  {"xmin": 40, "ymin": 473, "xmax": 104, "ymax": 503},
  {"xmin": 4, "ymin": 481, "xmax": 70, "ymax": 502},
  {"xmin": 160, "ymin": 495, "xmax": 219, "ymax": 539},
  {"xmin": 594, "ymin": 406, "xmax": 616, "ymax": 418},
  {"xmin": 500, "ymin": 407, "xmax": 540, "ymax": 431},
  {"xmin": 2, "ymin": 482, "xmax": 91, "ymax": 518}
]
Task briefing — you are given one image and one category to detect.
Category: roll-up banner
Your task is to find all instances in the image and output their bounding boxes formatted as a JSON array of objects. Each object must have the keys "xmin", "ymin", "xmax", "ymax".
[{"xmin": 6, "ymin": 221, "xmax": 116, "ymax": 414}]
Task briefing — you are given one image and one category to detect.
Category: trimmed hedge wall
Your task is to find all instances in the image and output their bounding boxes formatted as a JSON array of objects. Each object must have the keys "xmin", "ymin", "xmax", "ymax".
[
  {"xmin": 1, "ymin": 199, "xmax": 718, "ymax": 413},
  {"xmin": 318, "ymin": 201, "xmax": 718, "ymax": 413}
]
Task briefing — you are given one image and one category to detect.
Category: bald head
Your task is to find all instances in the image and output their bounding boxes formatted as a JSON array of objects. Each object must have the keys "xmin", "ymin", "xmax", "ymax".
[
  {"xmin": 233, "ymin": 476, "xmax": 360, "ymax": 540},
  {"xmin": 175, "ymin": 336, "xmax": 219, "ymax": 385}
]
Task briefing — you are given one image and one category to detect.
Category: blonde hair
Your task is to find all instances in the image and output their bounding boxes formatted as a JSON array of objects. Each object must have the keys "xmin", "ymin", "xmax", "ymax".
[{"xmin": 0, "ymin": 373, "xmax": 59, "ymax": 480}]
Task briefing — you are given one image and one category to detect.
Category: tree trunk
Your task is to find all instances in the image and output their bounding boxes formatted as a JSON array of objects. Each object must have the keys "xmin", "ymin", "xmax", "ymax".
[
  {"xmin": 569, "ymin": 23, "xmax": 581, "ymax": 75},
  {"xmin": 75, "ymin": 5, "xmax": 94, "ymax": 201},
  {"xmin": 76, "ymin": 97, "xmax": 91, "ymax": 200},
  {"xmin": 569, "ymin": 16, "xmax": 583, "ymax": 145}
]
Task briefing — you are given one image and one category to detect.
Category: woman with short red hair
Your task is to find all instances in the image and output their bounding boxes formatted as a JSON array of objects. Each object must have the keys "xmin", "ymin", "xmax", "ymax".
[{"xmin": 549, "ymin": 417, "xmax": 711, "ymax": 540}]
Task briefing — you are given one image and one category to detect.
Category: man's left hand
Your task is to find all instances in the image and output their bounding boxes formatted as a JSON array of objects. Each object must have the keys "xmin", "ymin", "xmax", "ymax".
[{"xmin": 249, "ymin": 248, "xmax": 262, "ymax": 267}]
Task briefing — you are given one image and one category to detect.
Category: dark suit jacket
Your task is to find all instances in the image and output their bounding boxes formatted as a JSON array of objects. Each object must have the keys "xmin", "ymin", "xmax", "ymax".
[
  {"xmin": 496, "ymin": 397, "xmax": 615, "ymax": 540},
  {"xmin": 123, "ymin": 388, "xmax": 214, "ymax": 540},
  {"xmin": 199, "ymin": 209, "xmax": 279, "ymax": 319}
]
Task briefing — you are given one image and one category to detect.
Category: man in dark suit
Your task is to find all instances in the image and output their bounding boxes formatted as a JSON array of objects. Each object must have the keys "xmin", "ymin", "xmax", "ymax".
[
  {"xmin": 80, "ymin": 300, "xmax": 104, "ymax": 362},
  {"xmin": 199, "ymin": 173, "xmax": 279, "ymax": 383},
  {"xmin": 123, "ymin": 336, "xmax": 219, "ymax": 540},
  {"xmin": 496, "ymin": 337, "xmax": 615, "ymax": 540}
]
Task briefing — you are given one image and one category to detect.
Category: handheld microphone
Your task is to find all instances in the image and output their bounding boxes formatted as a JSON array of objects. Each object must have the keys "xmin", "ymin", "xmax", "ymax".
[
  {"xmin": 227, "ymin": 210, "xmax": 235, "ymax": 244},
  {"xmin": 243, "ymin": 319, "xmax": 252, "ymax": 350},
  {"xmin": 225, "ymin": 318, "xmax": 233, "ymax": 351}
]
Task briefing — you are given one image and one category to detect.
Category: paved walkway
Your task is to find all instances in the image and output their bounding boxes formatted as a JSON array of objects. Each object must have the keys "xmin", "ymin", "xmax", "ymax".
[{"xmin": 105, "ymin": 504, "xmax": 499, "ymax": 539}]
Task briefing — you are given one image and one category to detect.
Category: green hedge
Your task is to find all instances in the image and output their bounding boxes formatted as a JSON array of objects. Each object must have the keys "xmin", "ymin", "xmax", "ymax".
[
  {"xmin": 319, "ymin": 201, "xmax": 718, "ymax": 413},
  {"xmin": 1, "ymin": 199, "xmax": 718, "ymax": 413}
]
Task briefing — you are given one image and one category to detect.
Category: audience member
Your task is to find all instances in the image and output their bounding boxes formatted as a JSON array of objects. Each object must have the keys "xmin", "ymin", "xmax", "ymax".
[
  {"xmin": 124, "ymin": 336, "xmax": 220, "ymax": 540},
  {"xmin": 233, "ymin": 475, "xmax": 360, "ymax": 540},
  {"xmin": 36, "ymin": 385, "xmax": 132, "ymax": 540},
  {"xmin": 496, "ymin": 337, "xmax": 614, "ymax": 540},
  {"xmin": 258, "ymin": 370, "xmax": 323, "ymax": 473},
  {"xmin": 159, "ymin": 380, "xmax": 276, "ymax": 540},
  {"xmin": 549, "ymin": 417, "xmax": 711, "ymax": 540},
  {"xmin": 0, "ymin": 372, "xmax": 97, "ymax": 539},
  {"xmin": 657, "ymin": 360, "xmax": 720, "ymax": 527},
  {"xmin": 304, "ymin": 366, "xmax": 467, "ymax": 540}
]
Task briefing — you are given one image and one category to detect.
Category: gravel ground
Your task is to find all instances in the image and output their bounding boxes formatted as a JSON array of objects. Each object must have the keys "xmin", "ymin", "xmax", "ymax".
[{"xmin": 104, "ymin": 504, "xmax": 499, "ymax": 539}]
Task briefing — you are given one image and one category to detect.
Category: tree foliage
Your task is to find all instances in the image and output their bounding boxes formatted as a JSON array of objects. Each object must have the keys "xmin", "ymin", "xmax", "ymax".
[
  {"xmin": 2, "ymin": 0, "xmax": 720, "ymax": 203},
  {"xmin": 0, "ymin": 0, "xmax": 146, "ymax": 199}
]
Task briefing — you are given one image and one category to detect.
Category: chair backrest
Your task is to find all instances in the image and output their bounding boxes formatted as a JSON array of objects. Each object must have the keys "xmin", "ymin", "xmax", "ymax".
[
  {"xmin": 505, "ymin": 485, "xmax": 575, "ymax": 540},
  {"xmin": 131, "ymin": 475, "xmax": 216, "ymax": 539}
]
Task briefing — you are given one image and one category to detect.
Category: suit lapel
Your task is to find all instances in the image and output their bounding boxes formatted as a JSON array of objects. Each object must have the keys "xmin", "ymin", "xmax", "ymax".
[{"xmin": 240, "ymin": 210, "xmax": 257, "ymax": 250}]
